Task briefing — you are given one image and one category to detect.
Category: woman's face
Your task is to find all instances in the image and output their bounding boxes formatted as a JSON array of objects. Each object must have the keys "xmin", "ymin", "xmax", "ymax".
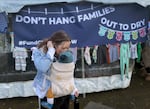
[{"xmin": 55, "ymin": 41, "xmax": 71, "ymax": 55}]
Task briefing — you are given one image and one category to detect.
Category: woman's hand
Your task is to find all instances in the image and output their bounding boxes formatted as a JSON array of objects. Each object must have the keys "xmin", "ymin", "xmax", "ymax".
[
  {"xmin": 47, "ymin": 41, "xmax": 54, "ymax": 48},
  {"xmin": 74, "ymin": 90, "xmax": 79, "ymax": 97}
]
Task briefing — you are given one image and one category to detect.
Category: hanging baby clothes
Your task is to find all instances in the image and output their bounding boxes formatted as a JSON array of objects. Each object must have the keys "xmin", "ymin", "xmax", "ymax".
[
  {"xmin": 84, "ymin": 46, "xmax": 92, "ymax": 65},
  {"xmin": 31, "ymin": 47, "xmax": 37, "ymax": 61},
  {"xmin": 107, "ymin": 43, "xmax": 120, "ymax": 63},
  {"xmin": 13, "ymin": 47, "xmax": 28, "ymax": 71},
  {"xmin": 130, "ymin": 42, "xmax": 138, "ymax": 59},
  {"xmin": 69, "ymin": 47, "xmax": 77, "ymax": 63},
  {"xmin": 120, "ymin": 43, "xmax": 130, "ymax": 80},
  {"xmin": 92, "ymin": 45, "xmax": 98, "ymax": 63},
  {"xmin": 97, "ymin": 45, "xmax": 108, "ymax": 65},
  {"xmin": 146, "ymin": 27, "xmax": 150, "ymax": 46},
  {"xmin": 136, "ymin": 43, "xmax": 142, "ymax": 63}
]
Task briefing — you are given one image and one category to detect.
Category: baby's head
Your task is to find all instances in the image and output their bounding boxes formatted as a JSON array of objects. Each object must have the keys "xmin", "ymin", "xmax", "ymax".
[{"xmin": 58, "ymin": 50, "xmax": 73, "ymax": 63}]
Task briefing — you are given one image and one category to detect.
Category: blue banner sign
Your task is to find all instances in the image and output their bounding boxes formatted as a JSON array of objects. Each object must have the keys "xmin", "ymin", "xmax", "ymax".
[{"xmin": 12, "ymin": 2, "xmax": 149, "ymax": 48}]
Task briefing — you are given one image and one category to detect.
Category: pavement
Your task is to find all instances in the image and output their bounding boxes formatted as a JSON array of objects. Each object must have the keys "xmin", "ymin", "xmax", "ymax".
[{"xmin": 0, "ymin": 71, "xmax": 150, "ymax": 109}]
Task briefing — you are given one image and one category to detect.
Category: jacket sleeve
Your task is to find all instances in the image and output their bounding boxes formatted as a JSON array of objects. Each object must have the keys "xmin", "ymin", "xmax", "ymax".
[{"xmin": 32, "ymin": 48, "xmax": 55, "ymax": 73}]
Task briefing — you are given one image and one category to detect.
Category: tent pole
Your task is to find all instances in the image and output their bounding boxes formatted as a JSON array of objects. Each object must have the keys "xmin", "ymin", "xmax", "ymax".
[{"xmin": 81, "ymin": 47, "xmax": 86, "ymax": 98}]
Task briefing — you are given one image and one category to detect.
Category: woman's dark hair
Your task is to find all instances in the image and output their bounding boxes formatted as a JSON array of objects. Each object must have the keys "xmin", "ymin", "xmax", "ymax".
[{"xmin": 37, "ymin": 30, "xmax": 71, "ymax": 53}]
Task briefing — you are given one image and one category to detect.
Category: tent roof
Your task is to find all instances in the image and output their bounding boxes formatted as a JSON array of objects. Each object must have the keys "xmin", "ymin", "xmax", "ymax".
[{"xmin": 0, "ymin": 0, "xmax": 149, "ymax": 13}]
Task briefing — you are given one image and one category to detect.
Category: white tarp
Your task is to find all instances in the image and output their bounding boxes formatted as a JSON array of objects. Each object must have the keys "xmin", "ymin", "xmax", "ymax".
[
  {"xmin": 0, "ymin": 0, "xmax": 150, "ymax": 13},
  {"xmin": 0, "ymin": 72, "xmax": 132, "ymax": 99}
]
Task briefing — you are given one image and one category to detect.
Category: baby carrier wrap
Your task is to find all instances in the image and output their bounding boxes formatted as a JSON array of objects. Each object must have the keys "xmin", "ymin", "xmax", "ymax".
[{"xmin": 48, "ymin": 61, "xmax": 75, "ymax": 98}]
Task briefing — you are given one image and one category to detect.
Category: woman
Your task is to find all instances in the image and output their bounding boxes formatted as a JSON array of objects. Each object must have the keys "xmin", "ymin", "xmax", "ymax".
[{"xmin": 32, "ymin": 30, "xmax": 78, "ymax": 109}]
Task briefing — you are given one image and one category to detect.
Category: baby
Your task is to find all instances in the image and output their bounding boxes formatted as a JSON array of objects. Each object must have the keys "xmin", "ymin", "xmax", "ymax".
[{"xmin": 41, "ymin": 50, "xmax": 78, "ymax": 109}]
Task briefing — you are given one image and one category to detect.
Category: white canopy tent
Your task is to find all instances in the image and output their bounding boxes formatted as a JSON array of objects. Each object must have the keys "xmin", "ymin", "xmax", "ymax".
[
  {"xmin": 0, "ymin": 0, "xmax": 145, "ymax": 99},
  {"xmin": 0, "ymin": 0, "xmax": 150, "ymax": 13}
]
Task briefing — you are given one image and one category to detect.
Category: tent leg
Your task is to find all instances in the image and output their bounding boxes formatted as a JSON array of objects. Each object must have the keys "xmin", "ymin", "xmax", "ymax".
[
  {"xmin": 81, "ymin": 47, "xmax": 86, "ymax": 98},
  {"xmin": 38, "ymin": 97, "xmax": 41, "ymax": 109}
]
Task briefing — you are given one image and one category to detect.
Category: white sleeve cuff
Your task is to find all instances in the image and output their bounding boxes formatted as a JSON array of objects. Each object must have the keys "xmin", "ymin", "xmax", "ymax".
[{"xmin": 47, "ymin": 47, "xmax": 55, "ymax": 60}]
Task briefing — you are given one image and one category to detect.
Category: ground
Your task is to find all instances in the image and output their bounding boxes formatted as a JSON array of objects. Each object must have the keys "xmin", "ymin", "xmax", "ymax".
[{"xmin": 0, "ymin": 71, "xmax": 150, "ymax": 109}]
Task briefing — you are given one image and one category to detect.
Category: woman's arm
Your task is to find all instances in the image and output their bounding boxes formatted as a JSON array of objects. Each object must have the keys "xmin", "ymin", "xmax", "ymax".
[{"xmin": 32, "ymin": 48, "xmax": 55, "ymax": 73}]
